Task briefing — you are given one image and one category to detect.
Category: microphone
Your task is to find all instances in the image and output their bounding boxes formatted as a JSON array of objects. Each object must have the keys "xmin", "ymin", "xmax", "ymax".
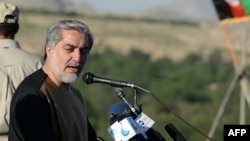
[
  {"xmin": 82, "ymin": 72, "xmax": 136, "ymax": 88},
  {"xmin": 109, "ymin": 102, "xmax": 155, "ymax": 132},
  {"xmin": 165, "ymin": 123, "xmax": 187, "ymax": 141},
  {"xmin": 108, "ymin": 102, "xmax": 166, "ymax": 141},
  {"xmin": 108, "ymin": 102, "xmax": 150, "ymax": 141}
]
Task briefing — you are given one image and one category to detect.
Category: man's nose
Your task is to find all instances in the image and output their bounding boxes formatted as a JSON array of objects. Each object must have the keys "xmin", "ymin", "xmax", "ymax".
[{"xmin": 72, "ymin": 50, "xmax": 81, "ymax": 62}]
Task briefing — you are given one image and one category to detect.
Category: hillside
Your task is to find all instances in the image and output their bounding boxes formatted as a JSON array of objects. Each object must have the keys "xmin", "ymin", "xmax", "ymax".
[{"xmin": 16, "ymin": 12, "xmax": 232, "ymax": 62}]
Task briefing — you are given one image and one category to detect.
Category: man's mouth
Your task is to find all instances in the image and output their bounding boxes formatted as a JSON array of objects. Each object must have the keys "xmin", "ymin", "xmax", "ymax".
[{"xmin": 68, "ymin": 66, "xmax": 82, "ymax": 72}]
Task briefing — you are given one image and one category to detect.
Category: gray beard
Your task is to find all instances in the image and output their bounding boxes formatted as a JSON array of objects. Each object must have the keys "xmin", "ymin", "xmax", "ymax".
[{"xmin": 50, "ymin": 53, "xmax": 78, "ymax": 84}]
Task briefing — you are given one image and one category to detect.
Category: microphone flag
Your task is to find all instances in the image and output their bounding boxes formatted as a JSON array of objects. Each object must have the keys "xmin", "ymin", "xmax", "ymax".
[
  {"xmin": 135, "ymin": 112, "xmax": 155, "ymax": 132},
  {"xmin": 108, "ymin": 116, "xmax": 143, "ymax": 141},
  {"xmin": 109, "ymin": 102, "xmax": 154, "ymax": 132},
  {"xmin": 108, "ymin": 102, "xmax": 155, "ymax": 140},
  {"xmin": 109, "ymin": 102, "xmax": 132, "ymax": 117}
]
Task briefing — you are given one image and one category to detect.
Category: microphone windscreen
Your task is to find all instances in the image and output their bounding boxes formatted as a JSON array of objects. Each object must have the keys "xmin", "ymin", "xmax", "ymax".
[
  {"xmin": 146, "ymin": 128, "xmax": 166, "ymax": 141},
  {"xmin": 82, "ymin": 72, "xmax": 94, "ymax": 84},
  {"xmin": 165, "ymin": 123, "xmax": 187, "ymax": 141}
]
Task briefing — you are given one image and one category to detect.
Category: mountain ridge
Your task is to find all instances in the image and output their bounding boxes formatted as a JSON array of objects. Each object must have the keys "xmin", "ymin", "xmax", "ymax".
[{"xmin": 6, "ymin": 0, "xmax": 219, "ymax": 24}]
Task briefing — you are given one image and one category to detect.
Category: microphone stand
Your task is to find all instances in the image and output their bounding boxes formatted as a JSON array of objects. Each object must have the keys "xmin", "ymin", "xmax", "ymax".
[
  {"xmin": 112, "ymin": 86, "xmax": 148, "ymax": 140},
  {"xmin": 112, "ymin": 85, "xmax": 189, "ymax": 141},
  {"xmin": 113, "ymin": 86, "xmax": 139, "ymax": 116}
]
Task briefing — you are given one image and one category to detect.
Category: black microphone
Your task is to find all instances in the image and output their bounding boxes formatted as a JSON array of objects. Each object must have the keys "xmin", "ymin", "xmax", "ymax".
[
  {"xmin": 165, "ymin": 123, "xmax": 187, "ymax": 141},
  {"xmin": 82, "ymin": 72, "xmax": 136, "ymax": 88}
]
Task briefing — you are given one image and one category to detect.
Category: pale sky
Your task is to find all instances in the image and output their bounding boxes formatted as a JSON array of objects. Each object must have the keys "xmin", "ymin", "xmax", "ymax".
[{"xmin": 72, "ymin": 0, "xmax": 170, "ymax": 13}]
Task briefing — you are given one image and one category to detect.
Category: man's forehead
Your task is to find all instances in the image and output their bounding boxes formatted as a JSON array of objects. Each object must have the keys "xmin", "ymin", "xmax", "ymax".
[{"xmin": 60, "ymin": 29, "xmax": 90, "ymax": 48}]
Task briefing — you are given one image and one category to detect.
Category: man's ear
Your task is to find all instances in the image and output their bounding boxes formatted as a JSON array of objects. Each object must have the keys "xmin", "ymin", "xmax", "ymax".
[{"xmin": 45, "ymin": 46, "xmax": 53, "ymax": 57}]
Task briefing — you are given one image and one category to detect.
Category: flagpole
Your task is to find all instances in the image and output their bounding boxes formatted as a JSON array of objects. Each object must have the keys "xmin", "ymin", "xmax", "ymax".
[
  {"xmin": 219, "ymin": 22, "xmax": 240, "ymax": 68},
  {"xmin": 206, "ymin": 21, "xmax": 241, "ymax": 141},
  {"xmin": 208, "ymin": 0, "xmax": 250, "ymax": 140},
  {"xmin": 207, "ymin": 19, "xmax": 250, "ymax": 140}
]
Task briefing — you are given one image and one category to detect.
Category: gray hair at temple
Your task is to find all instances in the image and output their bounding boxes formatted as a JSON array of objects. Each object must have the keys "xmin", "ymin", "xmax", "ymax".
[{"xmin": 44, "ymin": 20, "xmax": 94, "ymax": 60}]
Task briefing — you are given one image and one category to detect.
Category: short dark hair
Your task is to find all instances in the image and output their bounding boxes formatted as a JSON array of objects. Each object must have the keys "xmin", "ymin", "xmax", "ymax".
[{"xmin": 0, "ymin": 23, "xmax": 19, "ymax": 37}]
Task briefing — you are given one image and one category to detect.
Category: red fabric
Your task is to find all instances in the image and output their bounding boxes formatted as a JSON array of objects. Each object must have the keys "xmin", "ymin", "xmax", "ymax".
[
  {"xmin": 225, "ymin": 0, "xmax": 247, "ymax": 17},
  {"xmin": 230, "ymin": 4, "xmax": 247, "ymax": 17}
]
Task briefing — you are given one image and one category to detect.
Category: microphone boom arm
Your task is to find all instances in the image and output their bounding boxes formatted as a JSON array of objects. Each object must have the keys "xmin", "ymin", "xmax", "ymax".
[
  {"xmin": 113, "ymin": 86, "xmax": 139, "ymax": 116},
  {"xmin": 112, "ymin": 86, "xmax": 149, "ymax": 140}
]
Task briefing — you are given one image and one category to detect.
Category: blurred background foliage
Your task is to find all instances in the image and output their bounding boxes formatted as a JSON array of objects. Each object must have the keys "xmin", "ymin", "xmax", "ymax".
[{"xmin": 73, "ymin": 48, "xmax": 246, "ymax": 141}]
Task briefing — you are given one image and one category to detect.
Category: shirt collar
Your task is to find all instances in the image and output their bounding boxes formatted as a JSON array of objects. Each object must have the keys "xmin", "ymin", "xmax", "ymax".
[{"xmin": 0, "ymin": 39, "xmax": 20, "ymax": 49}]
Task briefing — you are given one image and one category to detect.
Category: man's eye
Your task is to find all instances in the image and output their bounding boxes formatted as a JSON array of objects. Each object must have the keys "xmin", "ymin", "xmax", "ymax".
[
  {"xmin": 81, "ymin": 48, "xmax": 89, "ymax": 55},
  {"xmin": 66, "ymin": 48, "xmax": 74, "ymax": 52}
]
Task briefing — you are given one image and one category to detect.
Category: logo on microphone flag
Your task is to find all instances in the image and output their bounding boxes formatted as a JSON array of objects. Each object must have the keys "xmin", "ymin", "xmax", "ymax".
[
  {"xmin": 135, "ymin": 112, "xmax": 155, "ymax": 132},
  {"xmin": 108, "ymin": 117, "xmax": 142, "ymax": 141}
]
